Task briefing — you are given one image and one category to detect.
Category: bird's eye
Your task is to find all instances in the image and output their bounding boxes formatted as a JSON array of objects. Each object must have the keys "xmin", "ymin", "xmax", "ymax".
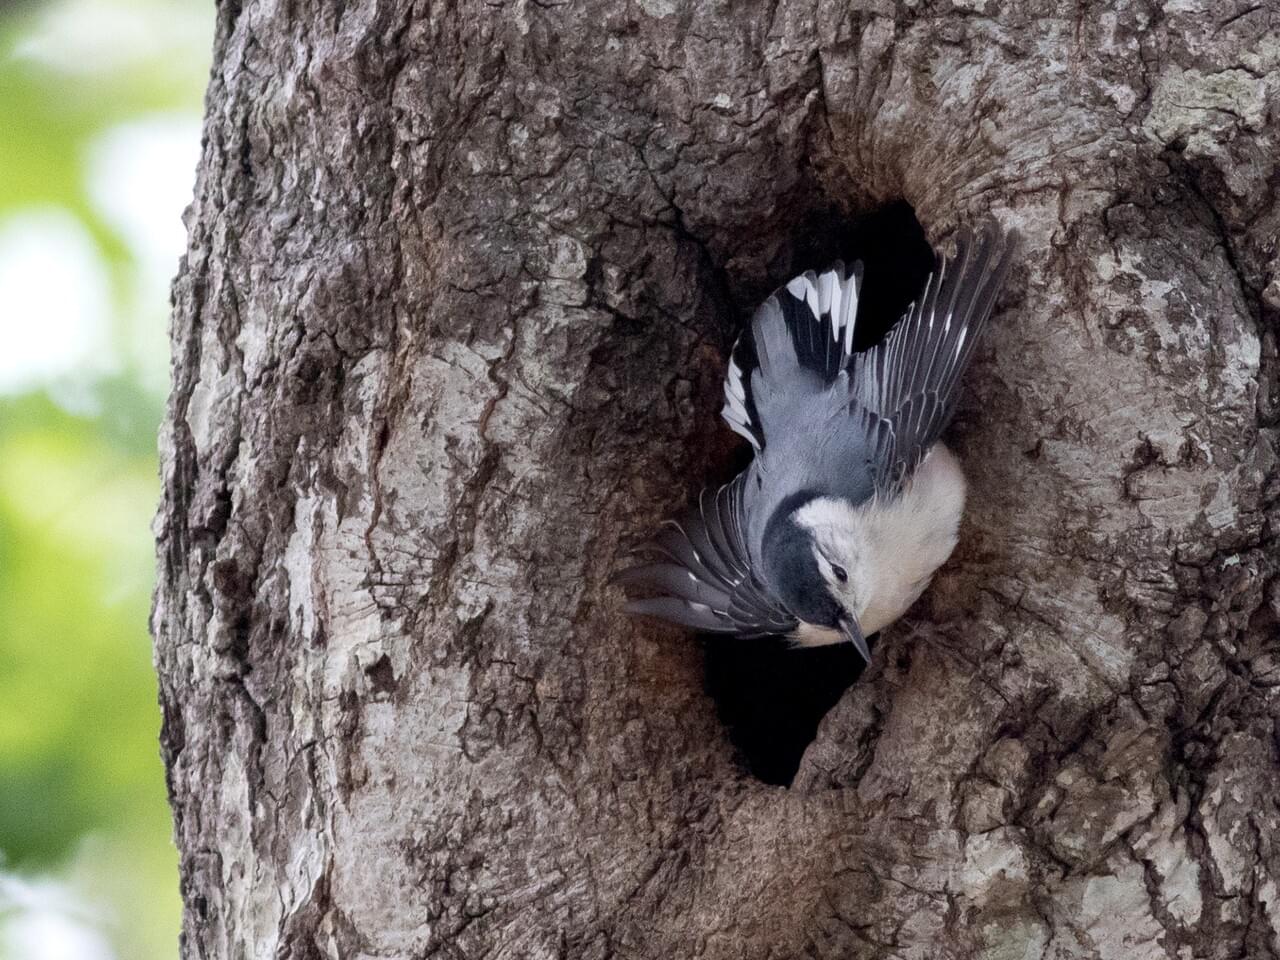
[{"xmin": 831, "ymin": 564, "xmax": 848, "ymax": 584}]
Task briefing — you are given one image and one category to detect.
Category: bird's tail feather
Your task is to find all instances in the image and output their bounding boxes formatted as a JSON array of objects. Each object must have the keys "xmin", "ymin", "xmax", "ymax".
[{"xmin": 720, "ymin": 262, "xmax": 863, "ymax": 454}]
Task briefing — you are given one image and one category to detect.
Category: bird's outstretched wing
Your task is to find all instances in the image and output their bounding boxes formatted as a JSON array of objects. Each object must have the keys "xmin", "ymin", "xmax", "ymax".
[
  {"xmin": 854, "ymin": 222, "xmax": 1018, "ymax": 495},
  {"xmin": 721, "ymin": 262, "xmax": 863, "ymax": 453},
  {"xmin": 617, "ymin": 474, "xmax": 795, "ymax": 637}
]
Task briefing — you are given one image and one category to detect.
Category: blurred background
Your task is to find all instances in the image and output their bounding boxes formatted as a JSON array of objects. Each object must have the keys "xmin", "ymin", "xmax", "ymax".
[{"xmin": 0, "ymin": 0, "xmax": 212, "ymax": 956}]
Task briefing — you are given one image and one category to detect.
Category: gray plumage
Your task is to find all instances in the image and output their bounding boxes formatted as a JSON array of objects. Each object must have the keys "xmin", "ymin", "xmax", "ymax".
[{"xmin": 621, "ymin": 222, "xmax": 1018, "ymax": 658}]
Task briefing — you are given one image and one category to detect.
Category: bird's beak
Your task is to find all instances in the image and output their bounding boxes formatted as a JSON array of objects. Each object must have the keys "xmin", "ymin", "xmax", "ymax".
[{"xmin": 840, "ymin": 616, "xmax": 871, "ymax": 663}]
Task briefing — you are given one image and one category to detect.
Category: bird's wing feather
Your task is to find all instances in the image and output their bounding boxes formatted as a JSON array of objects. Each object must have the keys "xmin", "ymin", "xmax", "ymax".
[
  {"xmin": 720, "ymin": 261, "xmax": 863, "ymax": 453},
  {"xmin": 854, "ymin": 222, "xmax": 1017, "ymax": 495},
  {"xmin": 618, "ymin": 474, "xmax": 796, "ymax": 637}
]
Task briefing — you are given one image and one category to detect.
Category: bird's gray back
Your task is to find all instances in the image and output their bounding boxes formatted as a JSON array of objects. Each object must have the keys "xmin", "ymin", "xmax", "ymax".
[{"xmin": 744, "ymin": 385, "xmax": 878, "ymax": 561}]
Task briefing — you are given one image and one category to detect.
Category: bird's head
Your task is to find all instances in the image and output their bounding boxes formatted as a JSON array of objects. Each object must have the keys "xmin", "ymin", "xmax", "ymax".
[{"xmin": 760, "ymin": 494, "xmax": 872, "ymax": 660}]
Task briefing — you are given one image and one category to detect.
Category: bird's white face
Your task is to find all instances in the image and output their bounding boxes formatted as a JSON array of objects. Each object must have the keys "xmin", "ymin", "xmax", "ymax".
[{"xmin": 795, "ymin": 498, "xmax": 874, "ymax": 628}]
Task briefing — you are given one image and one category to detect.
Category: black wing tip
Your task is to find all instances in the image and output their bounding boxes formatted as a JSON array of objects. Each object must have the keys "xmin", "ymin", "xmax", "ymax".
[
  {"xmin": 926, "ymin": 219, "xmax": 1019, "ymax": 334},
  {"xmin": 951, "ymin": 220, "xmax": 1020, "ymax": 282},
  {"xmin": 609, "ymin": 561, "xmax": 661, "ymax": 589},
  {"xmin": 624, "ymin": 596, "xmax": 723, "ymax": 633},
  {"xmin": 817, "ymin": 258, "xmax": 865, "ymax": 284}
]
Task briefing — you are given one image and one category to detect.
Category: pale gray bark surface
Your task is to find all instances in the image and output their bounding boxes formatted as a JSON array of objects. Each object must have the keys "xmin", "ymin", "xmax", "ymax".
[{"xmin": 154, "ymin": 1, "xmax": 1280, "ymax": 957}]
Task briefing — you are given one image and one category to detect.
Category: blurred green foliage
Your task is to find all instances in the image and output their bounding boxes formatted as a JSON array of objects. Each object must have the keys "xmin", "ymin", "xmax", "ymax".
[
  {"xmin": 0, "ymin": 0, "xmax": 212, "ymax": 957},
  {"xmin": 0, "ymin": 391, "xmax": 162, "ymax": 864}
]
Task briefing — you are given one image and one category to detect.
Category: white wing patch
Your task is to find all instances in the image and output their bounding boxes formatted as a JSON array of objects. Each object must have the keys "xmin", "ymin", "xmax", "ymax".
[
  {"xmin": 722, "ymin": 353, "xmax": 758, "ymax": 450},
  {"xmin": 784, "ymin": 264, "xmax": 861, "ymax": 360}
]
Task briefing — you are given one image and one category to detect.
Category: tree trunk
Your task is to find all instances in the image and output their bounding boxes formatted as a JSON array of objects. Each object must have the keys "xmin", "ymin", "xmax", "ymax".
[{"xmin": 153, "ymin": 1, "xmax": 1280, "ymax": 957}]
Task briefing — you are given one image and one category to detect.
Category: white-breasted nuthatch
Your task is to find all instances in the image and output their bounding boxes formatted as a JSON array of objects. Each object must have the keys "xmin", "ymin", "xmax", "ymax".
[{"xmin": 619, "ymin": 223, "xmax": 1017, "ymax": 661}]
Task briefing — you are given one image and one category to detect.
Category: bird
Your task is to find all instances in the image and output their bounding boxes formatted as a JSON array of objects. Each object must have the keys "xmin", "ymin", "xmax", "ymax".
[{"xmin": 617, "ymin": 222, "xmax": 1017, "ymax": 663}]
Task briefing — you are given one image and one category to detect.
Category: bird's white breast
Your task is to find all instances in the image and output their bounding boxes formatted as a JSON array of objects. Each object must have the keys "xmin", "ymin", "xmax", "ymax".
[{"xmin": 857, "ymin": 443, "xmax": 966, "ymax": 634}]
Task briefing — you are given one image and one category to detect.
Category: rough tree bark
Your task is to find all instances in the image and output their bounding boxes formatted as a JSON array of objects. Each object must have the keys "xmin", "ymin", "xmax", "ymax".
[{"xmin": 153, "ymin": 1, "xmax": 1280, "ymax": 957}]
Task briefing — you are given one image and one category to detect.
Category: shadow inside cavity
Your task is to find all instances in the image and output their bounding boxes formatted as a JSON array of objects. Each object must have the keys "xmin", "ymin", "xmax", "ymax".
[{"xmin": 703, "ymin": 637, "xmax": 868, "ymax": 785}]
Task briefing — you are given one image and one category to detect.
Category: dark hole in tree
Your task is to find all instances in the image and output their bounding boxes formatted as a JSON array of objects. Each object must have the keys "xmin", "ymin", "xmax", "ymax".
[{"xmin": 702, "ymin": 199, "xmax": 935, "ymax": 786}]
